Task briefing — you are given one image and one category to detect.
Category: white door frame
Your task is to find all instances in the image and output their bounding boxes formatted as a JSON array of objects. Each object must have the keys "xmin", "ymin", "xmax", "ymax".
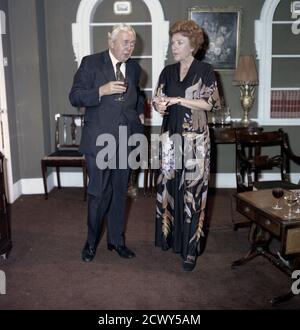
[
  {"xmin": 0, "ymin": 10, "xmax": 14, "ymax": 203},
  {"xmin": 255, "ymin": 0, "xmax": 300, "ymax": 125}
]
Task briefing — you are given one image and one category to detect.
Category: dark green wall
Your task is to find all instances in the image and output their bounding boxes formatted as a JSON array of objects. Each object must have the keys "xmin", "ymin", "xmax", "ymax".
[
  {"xmin": 44, "ymin": 0, "xmax": 80, "ymax": 154},
  {"xmin": 2, "ymin": 0, "xmax": 300, "ymax": 182},
  {"xmin": 8, "ymin": 0, "xmax": 47, "ymax": 179},
  {"xmin": 36, "ymin": 0, "xmax": 51, "ymax": 155}
]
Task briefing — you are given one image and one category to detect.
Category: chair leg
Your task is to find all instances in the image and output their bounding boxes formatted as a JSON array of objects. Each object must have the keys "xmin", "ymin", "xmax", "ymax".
[
  {"xmin": 152, "ymin": 169, "xmax": 157, "ymax": 196},
  {"xmin": 41, "ymin": 161, "xmax": 48, "ymax": 200},
  {"xmin": 149, "ymin": 169, "xmax": 154, "ymax": 195},
  {"xmin": 144, "ymin": 169, "xmax": 149, "ymax": 196},
  {"xmin": 56, "ymin": 166, "xmax": 61, "ymax": 189},
  {"xmin": 82, "ymin": 161, "xmax": 88, "ymax": 202},
  {"xmin": 127, "ymin": 169, "xmax": 138, "ymax": 199}
]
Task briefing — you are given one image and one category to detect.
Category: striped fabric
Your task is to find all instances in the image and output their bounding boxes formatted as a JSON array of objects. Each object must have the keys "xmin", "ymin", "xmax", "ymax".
[{"xmin": 271, "ymin": 90, "xmax": 300, "ymax": 118}]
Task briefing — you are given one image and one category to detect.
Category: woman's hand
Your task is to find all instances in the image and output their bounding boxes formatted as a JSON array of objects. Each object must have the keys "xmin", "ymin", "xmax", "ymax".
[
  {"xmin": 166, "ymin": 97, "xmax": 181, "ymax": 106},
  {"xmin": 152, "ymin": 96, "xmax": 170, "ymax": 115}
]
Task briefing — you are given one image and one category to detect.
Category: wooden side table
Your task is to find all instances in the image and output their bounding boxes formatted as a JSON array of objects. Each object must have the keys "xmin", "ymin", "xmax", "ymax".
[{"xmin": 232, "ymin": 189, "xmax": 300, "ymax": 304}]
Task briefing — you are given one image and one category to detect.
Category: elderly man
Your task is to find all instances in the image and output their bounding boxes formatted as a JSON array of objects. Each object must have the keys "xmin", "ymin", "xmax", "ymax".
[{"xmin": 69, "ymin": 24, "xmax": 144, "ymax": 262}]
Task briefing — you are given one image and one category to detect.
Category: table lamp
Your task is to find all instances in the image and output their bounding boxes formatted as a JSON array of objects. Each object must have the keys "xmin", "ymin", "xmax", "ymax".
[{"xmin": 233, "ymin": 55, "xmax": 258, "ymax": 126}]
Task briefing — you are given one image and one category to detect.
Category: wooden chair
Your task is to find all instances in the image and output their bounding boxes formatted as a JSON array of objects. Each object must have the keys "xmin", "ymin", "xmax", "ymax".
[
  {"xmin": 41, "ymin": 114, "xmax": 87, "ymax": 201},
  {"xmin": 143, "ymin": 166, "xmax": 158, "ymax": 196},
  {"xmin": 143, "ymin": 125, "xmax": 158, "ymax": 196},
  {"xmin": 232, "ymin": 128, "xmax": 300, "ymax": 229}
]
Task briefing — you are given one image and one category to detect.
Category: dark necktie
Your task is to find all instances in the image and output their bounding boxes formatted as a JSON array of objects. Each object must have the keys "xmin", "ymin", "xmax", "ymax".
[{"xmin": 116, "ymin": 62, "xmax": 125, "ymax": 81}]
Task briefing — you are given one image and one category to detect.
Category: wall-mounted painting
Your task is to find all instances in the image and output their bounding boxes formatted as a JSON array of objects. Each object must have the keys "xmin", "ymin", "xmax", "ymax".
[{"xmin": 188, "ymin": 7, "xmax": 241, "ymax": 70}]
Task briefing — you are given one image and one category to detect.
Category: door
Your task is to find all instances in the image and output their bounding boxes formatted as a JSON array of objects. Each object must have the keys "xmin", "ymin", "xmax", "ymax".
[{"xmin": 0, "ymin": 10, "xmax": 14, "ymax": 203}]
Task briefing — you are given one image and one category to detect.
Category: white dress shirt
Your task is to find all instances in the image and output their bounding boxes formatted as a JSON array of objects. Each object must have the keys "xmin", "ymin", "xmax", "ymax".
[{"xmin": 109, "ymin": 51, "xmax": 126, "ymax": 78}]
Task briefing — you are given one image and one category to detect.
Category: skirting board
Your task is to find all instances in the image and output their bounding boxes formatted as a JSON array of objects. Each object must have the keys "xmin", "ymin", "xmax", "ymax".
[{"xmin": 10, "ymin": 172, "xmax": 300, "ymax": 203}]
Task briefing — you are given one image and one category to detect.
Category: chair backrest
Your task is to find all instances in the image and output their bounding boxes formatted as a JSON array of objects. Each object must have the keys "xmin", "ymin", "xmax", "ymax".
[
  {"xmin": 54, "ymin": 114, "xmax": 84, "ymax": 151},
  {"xmin": 235, "ymin": 128, "xmax": 292, "ymax": 192}
]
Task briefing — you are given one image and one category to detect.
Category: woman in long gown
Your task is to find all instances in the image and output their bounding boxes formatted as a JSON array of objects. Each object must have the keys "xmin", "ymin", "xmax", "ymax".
[{"xmin": 153, "ymin": 20, "xmax": 221, "ymax": 271}]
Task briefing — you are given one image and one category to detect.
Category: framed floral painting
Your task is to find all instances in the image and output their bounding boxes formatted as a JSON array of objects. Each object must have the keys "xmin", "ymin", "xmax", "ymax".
[{"xmin": 188, "ymin": 7, "xmax": 241, "ymax": 70}]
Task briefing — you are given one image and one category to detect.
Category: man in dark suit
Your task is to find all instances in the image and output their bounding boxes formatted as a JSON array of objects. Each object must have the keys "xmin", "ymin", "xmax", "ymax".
[{"xmin": 69, "ymin": 24, "xmax": 144, "ymax": 262}]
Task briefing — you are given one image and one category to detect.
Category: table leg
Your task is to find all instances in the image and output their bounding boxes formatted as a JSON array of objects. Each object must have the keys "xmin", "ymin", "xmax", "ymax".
[
  {"xmin": 271, "ymin": 257, "xmax": 300, "ymax": 304},
  {"xmin": 231, "ymin": 245, "xmax": 260, "ymax": 268},
  {"xmin": 271, "ymin": 290, "xmax": 295, "ymax": 305},
  {"xmin": 232, "ymin": 223, "xmax": 271, "ymax": 269}
]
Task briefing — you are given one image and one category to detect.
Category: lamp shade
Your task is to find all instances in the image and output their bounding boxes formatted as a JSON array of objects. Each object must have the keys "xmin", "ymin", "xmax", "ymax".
[{"xmin": 233, "ymin": 55, "xmax": 258, "ymax": 85}]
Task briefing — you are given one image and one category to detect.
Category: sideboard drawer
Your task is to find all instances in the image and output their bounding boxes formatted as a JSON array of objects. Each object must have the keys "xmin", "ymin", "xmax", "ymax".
[
  {"xmin": 255, "ymin": 214, "xmax": 281, "ymax": 237},
  {"xmin": 211, "ymin": 128, "xmax": 235, "ymax": 143},
  {"xmin": 237, "ymin": 199, "xmax": 281, "ymax": 236},
  {"xmin": 236, "ymin": 199, "xmax": 256, "ymax": 221}
]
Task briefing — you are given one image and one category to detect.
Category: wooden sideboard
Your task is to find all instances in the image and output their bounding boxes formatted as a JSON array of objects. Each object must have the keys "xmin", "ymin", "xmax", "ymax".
[
  {"xmin": 209, "ymin": 121, "xmax": 259, "ymax": 144},
  {"xmin": 0, "ymin": 152, "xmax": 12, "ymax": 259}
]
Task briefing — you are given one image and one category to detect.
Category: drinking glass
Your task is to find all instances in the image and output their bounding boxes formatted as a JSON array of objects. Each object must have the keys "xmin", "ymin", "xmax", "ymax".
[
  {"xmin": 115, "ymin": 77, "xmax": 127, "ymax": 102},
  {"xmin": 224, "ymin": 106, "xmax": 231, "ymax": 124},
  {"xmin": 153, "ymin": 84, "xmax": 169, "ymax": 114},
  {"xmin": 218, "ymin": 110, "xmax": 226, "ymax": 125},
  {"xmin": 272, "ymin": 187, "xmax": 284, "ymax": 210},
  {"xmin": 294, "ymin": 191, "xmax": 300, "ymax": 214},
  {"xmin": 153, "ymin": 83, "xmax": 165, "ymax": 101},
  {"xmin": 284, "ymin": 192, "xmax": 298, "ymax": 219}
]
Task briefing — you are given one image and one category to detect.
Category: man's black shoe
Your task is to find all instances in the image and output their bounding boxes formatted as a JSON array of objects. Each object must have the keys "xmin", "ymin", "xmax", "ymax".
[
  {"xmin": 107, "ymin": 243, "xmax": 135, "ymax": 258},
  {"xmin": 82, "ymin": 242, "xmax": 96, "ymax": 262}
]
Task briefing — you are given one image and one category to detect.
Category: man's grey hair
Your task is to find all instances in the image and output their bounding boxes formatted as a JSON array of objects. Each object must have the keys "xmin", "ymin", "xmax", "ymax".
[{"xmin": 108, "ymin": 23, "xmax": 136, "ymax": 41}]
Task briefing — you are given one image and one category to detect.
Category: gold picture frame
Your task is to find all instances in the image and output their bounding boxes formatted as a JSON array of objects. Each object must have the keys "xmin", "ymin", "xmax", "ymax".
[{"xmin": 188, "ymin": 7, "xmax": 242, "ymax": 71}]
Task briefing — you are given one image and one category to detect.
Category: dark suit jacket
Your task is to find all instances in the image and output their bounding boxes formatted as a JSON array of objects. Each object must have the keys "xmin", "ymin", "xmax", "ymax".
[{"xmin": 69, "ymin": 50, "xmax": 144, "ymax": 156}]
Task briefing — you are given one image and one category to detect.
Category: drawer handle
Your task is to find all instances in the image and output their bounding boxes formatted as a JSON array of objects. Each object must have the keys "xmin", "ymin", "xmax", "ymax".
[
  {"xmin": 244, "ymin": 207, "xmax": 250, "ymax": 213},
  {"xmin": 265, "ymin": 220, "xmax": 271, "ymax": 226}
]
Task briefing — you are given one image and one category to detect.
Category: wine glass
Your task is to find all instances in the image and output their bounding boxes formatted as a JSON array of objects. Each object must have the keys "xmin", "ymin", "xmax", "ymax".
[
  {"xmin": 272, "ymin": 187, "xmax": 284, "ymax": 210},
  {"xmin": 294, "ymin": 191, "xmax": 300, "ymax": 214},
  {"xmin": 155, "ymin": 83, "xmax": 165, "ymax": 98},
  {"xmin": 153, "ymin": 83, "xmax": 169, "ymax": 115},
  {"xmin": 153, "ymin": 84, "xmax": 165, "ymax": 104},
  {"xmin": 115, "ymin": 76, "xmax": 127, "ymax": 102},
  {"xmin": 224, "ymin": 106, "xmax": 231, "ymax": 124},
  {"xmin": 284, "ymin": 192, "xmax": 298, "ymax": 219}
]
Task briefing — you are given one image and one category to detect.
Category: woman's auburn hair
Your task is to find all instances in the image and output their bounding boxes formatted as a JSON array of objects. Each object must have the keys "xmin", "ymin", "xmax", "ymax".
[{"xmin": 169, "ymin": 20, "xmax": 204, "ymax": 55}]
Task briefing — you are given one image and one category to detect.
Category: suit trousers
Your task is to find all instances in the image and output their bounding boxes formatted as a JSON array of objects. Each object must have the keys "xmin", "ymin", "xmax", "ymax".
[{"xmin": 85, "ymin": 154, "xmax": 130, "ymax": 248}]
